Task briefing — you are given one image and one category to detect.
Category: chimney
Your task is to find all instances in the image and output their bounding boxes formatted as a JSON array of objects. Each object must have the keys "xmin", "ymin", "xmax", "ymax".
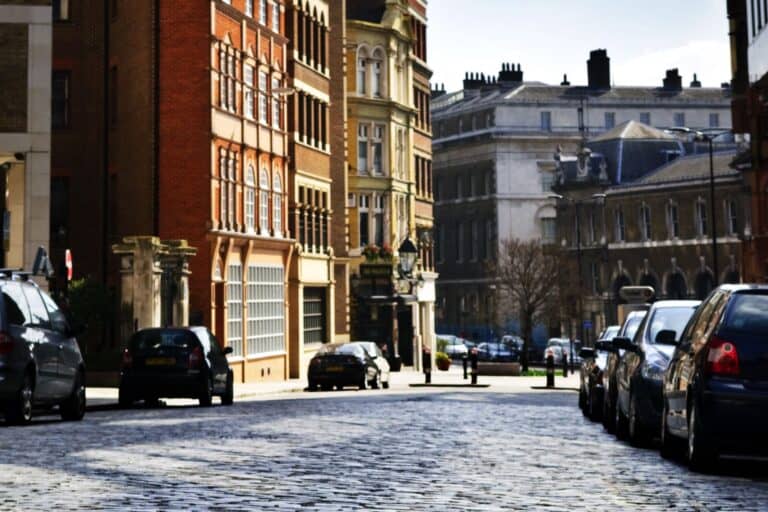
[
  {"xmin": 431, "ymin": 82, "xmax": 446, "ymax": 99},
  {"xmin": 587, "ymin": 49, "xmax": 610, "ymax": 90},
  {"xmin": 560, "ymin": 73, "xmax": 570, "ymax": 86},
  {"xmin": 690, "ymin": 73, "xmax": 701, "ymax": 88},
  {"xmin": 662, "ymin": 69, "xmax": 682, "ymax": 91},
  {"xmin": 498, "ymin": 62, "xmax": 523, "ymax": 84},
  {"xmin": 463, "ymin": 72, "xmax": 484, "ymax": 90}
]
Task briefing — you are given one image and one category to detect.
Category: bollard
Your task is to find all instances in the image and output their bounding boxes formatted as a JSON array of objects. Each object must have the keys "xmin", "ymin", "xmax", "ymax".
[
  {"xmin": 470, "ymin": 347, "xmax": 479, "ymax": 385},
  {"xmin": 546, "ymin": 354, "xmax": 555, "ymax": 388},
  {"xmin": 422, "ymin": 345, "xmax": 432, "ymax": 384},
  {"xmin": 562, "ymin": 353, "xmax": 568, "ymax": 377},
  {"xmin": 462, "ymin": 354, "xmax": 468, "ymax": 380}
]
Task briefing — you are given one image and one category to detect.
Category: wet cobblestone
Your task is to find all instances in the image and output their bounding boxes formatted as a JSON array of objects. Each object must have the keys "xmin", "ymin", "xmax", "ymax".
[{"xmin": 1, "ymin": 389, "xmax": 767, "ymax": 510}]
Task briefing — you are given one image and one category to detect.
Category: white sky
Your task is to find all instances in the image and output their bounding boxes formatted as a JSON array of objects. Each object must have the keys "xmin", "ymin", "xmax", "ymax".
[{"xmin": 428, "ymin": 0, "xmax": 731, "ymax": 91}]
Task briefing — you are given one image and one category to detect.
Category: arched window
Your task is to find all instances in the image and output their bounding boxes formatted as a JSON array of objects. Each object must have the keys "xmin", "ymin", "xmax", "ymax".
[
  {"xmin": 272, "ymin": 172, "xmax": 282, "ymax": 235},
  {"xmin": 356, "ymin": 47, "xmax": 368, "ymax": 95},
  {"xmin": 245, "ymin": 165, "xmax": 256, "ymax": 232},
  {"xmin": 694, "ymin": 271, "xmax": 715, "ymax": 300},
  {"xmin": 613, "ymin": 274, "xmax": 632, "ymax": 305},
  {"xmin": 259, "ymin": 168, "xmax": 270, "ymax": 233},
  {"xmin": 666, "ymin": 272, "xmax": 688, "ymax": 299},
  {"xmin": 372, "ymin": 48, "xmax": 385, "ymax": 98},
  {"xmin": 219, "ymin": 149, "xmax": 228, "ymax": 229}
]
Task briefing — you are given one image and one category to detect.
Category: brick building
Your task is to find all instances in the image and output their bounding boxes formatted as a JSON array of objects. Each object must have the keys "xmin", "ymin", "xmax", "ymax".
[{"xmin": 0, "ymin": 0, "xmax": 51, "ymax": 272}]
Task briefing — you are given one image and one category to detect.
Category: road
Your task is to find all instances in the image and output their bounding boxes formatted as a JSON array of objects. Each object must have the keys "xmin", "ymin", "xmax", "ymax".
[{"xmin": 1, "ymin": 381, "xmax": 768, "ymax": 510}]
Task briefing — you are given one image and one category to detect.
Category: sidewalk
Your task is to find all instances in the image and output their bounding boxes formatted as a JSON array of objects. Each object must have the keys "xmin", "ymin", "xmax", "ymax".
[{"xmin": 85, "ymin": 364, "xmax": 580, "ymax": 410}]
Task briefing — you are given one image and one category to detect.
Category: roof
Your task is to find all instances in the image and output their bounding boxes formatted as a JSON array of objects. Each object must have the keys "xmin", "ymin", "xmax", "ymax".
[
  {"xmin": 625, "ymin": 150, "xmax": 740, "ymax": 187},
  {"xmin": 591, "ymin": 120, "xmax": 676, "ymax": 142}
]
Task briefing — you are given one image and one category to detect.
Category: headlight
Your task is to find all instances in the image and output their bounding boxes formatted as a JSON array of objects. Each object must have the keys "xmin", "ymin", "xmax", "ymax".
[{"xmin": 640, "ymin": 360, "xmax": 665, "ymax": 381}]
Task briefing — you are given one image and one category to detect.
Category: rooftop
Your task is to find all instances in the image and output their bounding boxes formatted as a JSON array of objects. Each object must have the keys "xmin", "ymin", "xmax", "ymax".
[{"xmin": 591, "ymin": 120, "xmax": 676, "ymax": 142}]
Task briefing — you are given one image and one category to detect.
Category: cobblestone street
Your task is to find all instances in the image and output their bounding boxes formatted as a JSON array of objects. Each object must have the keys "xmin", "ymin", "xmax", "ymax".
[{"xmin": 2, "ymin": 382, "xmax": 768, "ymax": 510}]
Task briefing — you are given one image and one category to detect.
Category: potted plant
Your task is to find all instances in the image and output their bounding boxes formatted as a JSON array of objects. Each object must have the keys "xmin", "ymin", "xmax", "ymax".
[
  {"xmin": 362, "ymin": 244, "xmax": 380, "ymax": 261},
  {"xmin": 379, "ymin": 243, "xmax": 394, "ymax": 261},
  {"xmin": 435, "ymin": 351, "xmax": 451, "ymax": 371}
]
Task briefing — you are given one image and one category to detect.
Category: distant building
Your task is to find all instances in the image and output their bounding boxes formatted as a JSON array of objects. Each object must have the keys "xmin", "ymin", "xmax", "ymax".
[
  {"xmin": 431, "ymin": 49, "xmax": 732, "ymax": 339},
  {"xmin": 0, "ymin": 0, "xmax": 51, "ymax": 272}
]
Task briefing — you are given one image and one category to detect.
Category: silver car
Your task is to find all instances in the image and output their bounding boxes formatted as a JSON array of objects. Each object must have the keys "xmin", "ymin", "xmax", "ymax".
[{"xmin": 350, "ymin": 341, "xmax": 391, "ymax": 388}]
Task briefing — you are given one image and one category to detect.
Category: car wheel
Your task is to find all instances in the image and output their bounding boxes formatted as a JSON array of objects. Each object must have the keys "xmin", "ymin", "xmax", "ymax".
[
  {"xmin": 199, "ymin": 375, "xmax": 213, "ymax": 407},
  {"xmin": 615, "ymin": 398, "xmax": 629, "ymax": 441},
  {"xmin": 307, "ymin": 380, "xmax": 318, "ymax": 392},
  {"xmin": 628, "ymin": 391, "xmax": 650, "ymax": 447},
  {"xmin": 371, "ymin": 371, "xmax": 381, "ymax": 390},
  {"xmin": 221, "ymin": 371, "xmax": 234, "ymax": 406},
  {"xmin": 382, "ymin": 377, "xmax": 390, "ymax": 390},
  {"xmin": 588, "ymin": 387, "xmax": 602, "ymax": 422},
  {"xmin": 60, "ymin": 371, "xmax": 86, "ymax": 421},
  {"xmin": 602, "ymin": 392, "xmax": 616, "ymax": 434},
  {"xmin": 118, "ymin": 384, "xmax": 134, "ymax": 408},
  {"xmin": 660, "ymin": 402, "xmax": 683, "ymax": 460},
  {"xmin": 579, "ymin": 386, "xmax": 587, "ymax": 412},
  {"xmin": 5, "ymin": 372, "xmax": 34, "ymax": 425},
  {"xmin": 687, "ymin": 400, "xmax": 716, "ymax": 472}
]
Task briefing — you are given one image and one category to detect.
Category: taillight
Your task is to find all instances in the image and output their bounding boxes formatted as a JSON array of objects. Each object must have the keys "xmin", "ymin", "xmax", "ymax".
[
  {"xmin": 0, "ymin": 332, "xmax": 14, "ymax": 355},
  {"xmin": 706, "ymin": 336, "xmax": 740, "ymax": 377},
  {"xmin": 121, "ymin": 348, "xmax": 133, "ymax": 369},
  {"xmin": 188, "ymin": 346, "xmax": 203, "ymax": 369}
]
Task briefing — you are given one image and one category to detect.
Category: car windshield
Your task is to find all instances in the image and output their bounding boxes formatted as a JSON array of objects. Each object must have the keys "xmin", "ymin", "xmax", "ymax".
[
  {"xmin": 622, "ymin": 315, "xmax": 645, "ymax": 340},
  {"xmin": 600, "ymin": 326, "xmax": 620, "ymax": 341},
  {"xmin": 647, "ymin": 306, "xmax": 697, "ymax": 344},
  {"xmin": 130, "ymin": 330, "xmax": 198, "ymax": 352},
  {"xmin": 725, "ymin": 294, "xmax": 768, "ymax": 335}
]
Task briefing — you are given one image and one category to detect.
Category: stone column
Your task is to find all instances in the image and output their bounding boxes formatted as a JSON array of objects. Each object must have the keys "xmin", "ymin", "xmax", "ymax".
[
  {"xmin": 112, "ymin": 236, "xmax": 167, "ymax": 334},
  {"xmin": 164, "ymin": 240, "xmax": 198, "ymax": 326}
]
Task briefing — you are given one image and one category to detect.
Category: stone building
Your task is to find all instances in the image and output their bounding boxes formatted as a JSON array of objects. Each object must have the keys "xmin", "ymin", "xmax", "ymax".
[
  {"xmin": 0, "ymin": 0, "xmax": 51, "ymax": 272},
  {"xmin": 346, "ymin": 0, "xmax": 436, "ymax": 369},
  {"xmin": 431, "ymin": 49, "xmax": 732, "ymax": 340}
]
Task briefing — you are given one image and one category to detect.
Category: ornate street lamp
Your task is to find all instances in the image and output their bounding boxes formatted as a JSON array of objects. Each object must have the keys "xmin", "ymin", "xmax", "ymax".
[{"xmin": 397, "ymin": 237, "xmax": 418, "ymax": 278}]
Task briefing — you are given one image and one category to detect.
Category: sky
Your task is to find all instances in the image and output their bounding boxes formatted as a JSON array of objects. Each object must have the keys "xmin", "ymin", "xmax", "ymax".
[{"xmin": 428, "ymin": 0, "xmax": 730, "ymax": 92}]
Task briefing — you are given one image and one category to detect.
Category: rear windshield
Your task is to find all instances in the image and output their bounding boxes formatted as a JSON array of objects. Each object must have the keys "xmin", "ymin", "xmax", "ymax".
[
  {"xmin": 724, "ymin": 294, "xmax": 768, "ymax": 335},
  {"xmin": 317, "ymin": 344, "xmax": 364, "ymax": 357},
  {"xmin": 600, "ymin": 326, "xmax": 620, "ymax": 341},
  {"xmin": 130, "ymin": 330, "xmax": 199, "ymax": 352},
  {"xmin": 647, "ymin": 306, "xmax": 697, "ymax": 344}
]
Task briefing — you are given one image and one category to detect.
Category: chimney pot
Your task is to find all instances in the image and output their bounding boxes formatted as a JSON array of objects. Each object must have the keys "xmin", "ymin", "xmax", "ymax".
[{"xmin": 587, "ymin": 49, "xmax": 611, "ymax": 90}]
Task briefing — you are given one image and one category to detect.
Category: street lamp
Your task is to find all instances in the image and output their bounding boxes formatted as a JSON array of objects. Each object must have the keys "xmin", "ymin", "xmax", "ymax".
[{"xmin": 397, "ymin": 237, "xmax": 418, "ymax": 278}]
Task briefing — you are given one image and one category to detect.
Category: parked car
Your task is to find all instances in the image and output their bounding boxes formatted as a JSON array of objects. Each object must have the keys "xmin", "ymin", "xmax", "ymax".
[
  {"xmin": 0, "ymin": 273, "xmax": 86, "ymax": 424},
  {"xmin": 546, "ymin": 338, "xmax": 582, "ymax": 365},
  {"xmin": 437, "ymin": 335, "xmax": 469, "ymax": 359},
  {"xmin": 350, "ymin": 341, "xmax": 390, "ymax": 389},
  {"xmin": 578, "ymin": 325, "xmax": 620, "ymax": 420},
  {"xmin": 662, "ymin": 285, "xmax": 768, "ymax": 470},
  {"xmin": 307, "ymin": 342, "xmax": 383, "ymax": 390},
  {"xmin": 602, "ymin": 308, "xmax": 649, "ymax": 433},
  {"xmin": 119, "ymin": 327, "xmax": 234, "ymax": 407},
  {"xmin": 500, "ymin": 335, "xmax": 524, "ymax": 353},
  {"xmin": 476, "ymin": 342, "xmax": 517, "ymax": 362},
  {"xmin": 613, "ymin": 301, "xmax": 699, "ymax": 445}
]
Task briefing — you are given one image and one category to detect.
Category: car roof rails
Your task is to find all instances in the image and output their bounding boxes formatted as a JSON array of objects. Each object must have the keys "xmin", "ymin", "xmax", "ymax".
[{"xmin": 0, "ymin": 268, "xmax": 32, "ymax": 281}]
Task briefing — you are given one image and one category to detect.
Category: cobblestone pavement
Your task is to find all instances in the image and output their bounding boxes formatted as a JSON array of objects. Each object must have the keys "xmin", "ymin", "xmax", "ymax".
[{"xmin": 1, "ymin": 386, "xmax": 768, "ymax": 511}]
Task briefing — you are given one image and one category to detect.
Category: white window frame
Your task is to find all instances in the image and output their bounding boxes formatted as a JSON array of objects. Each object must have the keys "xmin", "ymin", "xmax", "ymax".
[
  {"xmin": 260, "ymin": 0, "xmax": 268, "ymax": 25},
  {"xmin": 726, "ymin": 199, "xmax": 738, "ymax": 235},
  {"xmin": 246, "ymin": 265, "xmax": 285, "ymax": 355},
  {"xmin": 639, "ymin": 203, "xmax": 652, "ymax": 241},
  {"xmin": 272, "ymin": 173, "xmax": 282, "ymax": 236},
  {"xmin": 541, "ymin": 218, "xmax": 556, "ymax": 245},
  {"xmin": 372, "ymin": 48, "xmax": 385, "ymax": 98},
  {"xmin": 259, "ymin": 70, "xmax": 269, "ymax": 124},
  {"xmin": 219, "ymin": 150, "xmax": 228, "ymax": 229},
  {"xmin": 696, "ymin": 198, "xmax": 708, "ymax": 237},
  {"xmin": 667, "ymin": 201, "xmax": 680, "ymax": 239},
  {"xmin": 372, "ymin": 125, "xmax": 384, "ymax": 175},
  {"xmin": 615, "ymin": 208, "xmax": 625, "ymax": 242},
  {"xmin": 245, "ymin": 0, "xmax": 254, "ymax": 17},
  {"xmin": 356, "ymin": 48, "xmax": 368, "ymax": 95},
  {"xmin": 357, "ymin": 124, "xmax": 369, "ymax": 174},
  {"xmin": 541, "ymin": 111, "xmax": 552, "ymax": 132},
  {"xmin": 227, "ymin": 263, "xmax": 244, "ymax": 357},
  {"xmin": 244, "ymin": 64, "xmax": 254, "ymax": 119},
  {"xmin": 271, "ymin": 76, "xmax": 281, "ymax": 128},
  {"xmin": 260, "ymin": 168, "xmax": 270, "ymax": 234},
  {"xmin": 359, "ymin": 194, "xmax": 370, "ymax": 247},
  {"xmin": 272, "ymin": 2, "xmax": 280, "ymax": 32},
  {"xmin": 245, "ymin": 165, "xmax": 256, "ymax": 232}
]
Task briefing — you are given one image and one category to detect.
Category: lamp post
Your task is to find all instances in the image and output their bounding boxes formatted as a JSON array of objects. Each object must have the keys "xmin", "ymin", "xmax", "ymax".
[{"xmin": 397, "ymin": 237, "xmax": 418, "ymax": 279}]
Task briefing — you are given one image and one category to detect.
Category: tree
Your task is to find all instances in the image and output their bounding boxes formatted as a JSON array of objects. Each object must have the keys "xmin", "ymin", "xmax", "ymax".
[{"xmin": 489, "ymin": 238, "xmax": 561, "ymax": 372}]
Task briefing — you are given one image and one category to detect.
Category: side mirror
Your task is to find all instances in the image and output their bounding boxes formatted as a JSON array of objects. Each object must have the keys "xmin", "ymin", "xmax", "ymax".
[
  {"xmin": 595, "ymin": 340, "xmax": 616, "ymax": 353},
  {"xmin": 579, "ymin": 347, "xmax": 596, "ymax": 359},
  {"xmin": 655, "ymin": 329, "xmax": 677, "ymax": 344},
  {"xmin": 612, "ymin": 336, "xmax": 637, "ymax": 352},
  {"xmin": 223, "ymin": 346, "xmax": 233, "ymax": 355}
]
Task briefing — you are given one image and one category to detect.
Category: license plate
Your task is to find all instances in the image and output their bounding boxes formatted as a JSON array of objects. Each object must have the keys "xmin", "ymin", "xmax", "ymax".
[
  {"xmin": 146, "ymin": 357, "xmax": 175, "ymax": 366},
  {"xmin": 326, "ymin": 366, "xmax": 344, "ymax": 373}
]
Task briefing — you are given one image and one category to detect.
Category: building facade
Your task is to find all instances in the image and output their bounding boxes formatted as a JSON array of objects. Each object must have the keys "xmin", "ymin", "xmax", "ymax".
[
  {"xmin": 431, "ymin": 49, "xmax": 732, "ymax": 340},
  {"xmin": 0, "ymin": 0, "xmax": 51, "ymax": 273},
  {"xmin": 346, "ymin": 0, "xmax": 436, "ymax": 368}
]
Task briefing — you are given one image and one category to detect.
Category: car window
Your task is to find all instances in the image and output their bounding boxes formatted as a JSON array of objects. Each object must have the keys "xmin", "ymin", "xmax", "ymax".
[
  {"xmin": 337, "ymin": 344, "xmax": 364, "ymax": 357},
  {"xmin": 690, "ymin": 292, "xmax": 723, "ymax": 349},
  {"xmin": 22, "ymin": 286, "xmax": 50, "ymax": 329},
  {"xmin": 723, "ymin": 293, "xmax": 768, "ymax": 335},
  {"xmin": 647, "ymin": 306, "xmax": 697, "ymax": 344},
  {"xmin": 192, "ymin": 328, "xmax": 212, "ymax": 353},
  {"xmin": 1, "ymin": 283, "xmax": 31, "ymax": 326},
  {"xmin": 208, "ymin": 331, "xmax": 223, "ymax": 355},
  {"xmin": 622, "ymin": 315, "xmax": 644, "ymax": 340},
  {"xmin": 130, "ymin": 330, "xmax": 199, "ymax": 352},
  {"xmin": 40, "ymin": 292, "xmax": 68, "ymax": 334}
]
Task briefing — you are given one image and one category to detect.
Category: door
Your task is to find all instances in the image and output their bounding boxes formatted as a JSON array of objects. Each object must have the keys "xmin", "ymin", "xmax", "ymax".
[
  {"xmin": 41, "ymin": 291, "xmax": 80, "ymax": 398},
  {"xmin": 397, "ymin": 307, "xmax": 414, "ymax": 367}
]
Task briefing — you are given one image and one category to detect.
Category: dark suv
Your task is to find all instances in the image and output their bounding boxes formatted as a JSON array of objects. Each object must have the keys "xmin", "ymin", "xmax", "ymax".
[{"xmin": 0, "ymin": 273, "xmax": 86, "ymax": 424}]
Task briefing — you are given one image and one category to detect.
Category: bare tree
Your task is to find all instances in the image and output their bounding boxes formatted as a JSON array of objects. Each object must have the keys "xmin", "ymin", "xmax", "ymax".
[{"xmin": 489, "ymin": 238, "xmax": 562, "ymax": 372}]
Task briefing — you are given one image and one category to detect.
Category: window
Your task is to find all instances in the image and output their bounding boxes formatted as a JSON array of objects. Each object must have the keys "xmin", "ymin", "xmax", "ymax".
[
  {"xmin": 588, "ymin": 211, "xmax": 596, "ymax": 244},
  {"xmin": 457, "ymin": 223, "xmax": 464, "ymax": 262},
  {"xmin": 259, "ymin": 168, "xmax": 270, "ymax": 233},
  {"xmin": 373, "ymin": 194, "xmax": 384, "ymax": 246},
  {"xmin": 227, "ymin": 156, "xmax": 236, "ymax": 228},
  {"xmin": 244, "ymin": 65, "xmax": 254, "ymax": 119},
  {"xmin": 227, "ymin": 55, "xmax": 236, "ymax": 112},
  {"xmin": 303, "ymin": 288, "xmax": 326, "ymax": 344},
  {"xmin": 541, "ymin": 172, "xmax": 555, "ymax": 192},
  {"xmin": 356, "ymin": 48, "xmax": 368, "ymax": 95},
  {"xmin": 271, "ymin": 77, "xmax": 281, "ymax": 128},
  {"xmin": 541, "ymin": 111, "xmax": 552, "ymax": 132},
  {"xmin": 246, "ymin": 0, "xmax": 254, "ymax": 17},
  {"xmin": 726, "ymin": 200, "xmax": 738, "ymax": 235},
  {"xmin": 52, "ymin": 71, "xmax": 70, "ymax": 129},
  {"xmin": 372, "ymin": 49, "xmax": 384, "ymax": 97},
  {"xmin": 542, "ymin": 218, "xmax": 556, "ymax": 244},
  {"xmin": 485, "ymin": 220, "xmax": 495, "ymax": 260},
  {"xmin": 22, "ymin": 287, "xmax": 50, "ymax": 328},
  {"xmin": 615, "ymin": 208, "xmax": 625, "ymax": 242},
  {"xmin": 245, "ymin": 166, "xmax": 255, "ymax": 232},
  {"xmin": 219, "ymin": 151, "xmax": 228, "ymax": 228},
  {"xmin": 219, "ymin": 151, "xmax": 236, "ymax": 230},
  {"xmin": 437, "ymin": 225, "xmax": 445, "ymax": 263},
  {"xmin": 591, "ymin": 262, "xmax": 601, "ymax": 294},
  {"xmin": 359, "ymin": 195, "xmax": 369, "ymax": 246},
  {"xmin": 639, "ymin": 203, "xmax": 652, "ymax": 241},
  {"xmin": 272, "ymin": 173, "xmax": 282, "ymax": 235},
  {"xmin": 246, "ymin": 265, "xmax": 285, "ymax": 355},
  {"xmin": 260, "ymin": 0, "xmax": 268, "ymax": 24},
  {"xmin": 272, "ymin": 2, "xmax": 280, "ymax": 32},
  {"xmin": 674, "ymin": 112, "xmax": 685, "ymax": 127},
  {"xmin": 471, "ymin": 221, "xmax": 479, "ymax": 261},
  {"xmin": 372, "ymin": 125, "xmax": 383, "ymax": 175},
  {"xmin": 53, "ymin": 0, "xmax": 70, "ymax": 21},
  {"xmin": 456, "ymin": 175, "xmax": 463, "ymax": 198},
  {"xmin": 696, "ymin": 199, "xmax": 708, "ymax": 236},
  {"xmin": 259, "ymin": 71, "xmax": 269, "ymax": 123},
  {"xmin": 357, "ymin": 124, "xmax": 368, "ymax": 173},
  {"xmin": 605, "ymin": 112, "xmax": 616, "ymax": 129},
  {"xmin": 1, "ymin": 283, "xmax": 31, "ymax": 326},
  {"xmin": 667, "ymin": 201, "xmax": 680, "ymax": 239},
  {"xmin": 227, "ymin": 263, "xmax": 243, "ymax": 357},
  {"xmin": 709, "ymin": 113, "xmax": 720, "ymax": 128},
  {"xmin": 640, "ymin": 112, "xmax": 651, "ymax": 125}
]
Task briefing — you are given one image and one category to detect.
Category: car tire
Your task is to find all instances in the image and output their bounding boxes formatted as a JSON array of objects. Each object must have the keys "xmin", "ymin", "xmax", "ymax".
[
  {"xmin": 602, "ymin": 392, "xmax": 616, "ymax": 434},
  {"xmin": 307, "ymin": 380, "xmax": 318, "ymax": 392},
  {"xmin": 5, "ymin": 372, "xmax": 34, "ymax": 426},
  {"xmin": 588, "ymin": 387, "xmax": 602, "ymax": 422},
  {"xmin": 221, "ymin": 371, "xmax": 234, "ymax": 406},
  {"xmin": 199, "ymin": 375, "xmax": 213, "ymax": 407},
  {"xmin": 628, "ymin": 391, "xmax": 650, "ymax": 447},
  {"xmin": 60, "ymin": 371, "xmax": 86, "ymax": 421},
  {"xmin": 382, "ymin": 379, "xmax": 390, "ymax": 389},
  {"xmin": 579, "ymin": 387, "xmax": 587, "ymax": 412},
  {"xmin": 687, "ymin": 400, "xmax": 716, "ymax": 472},
  {"xmin": 660, "ymin": 402, "xmax": 683, "ymax": 460},
  {"xmin": 371, "ymin": 371, "xmax": 381, "ymax": 390},
  {"xmin": 615, "ymin": 398, "xmax": 629, "ymax": 441},
  {"xmin": 118, "ymin": 384, "xmax": 134, "ymax": 409}
]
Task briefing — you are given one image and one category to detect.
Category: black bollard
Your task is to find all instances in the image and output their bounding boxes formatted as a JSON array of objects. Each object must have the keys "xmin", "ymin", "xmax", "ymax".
[
  {"xmin": 470, "ymin": 347, "xmax": 478, "ymax": 385},
  {"xmin": 546, "ymin": 354, "xmax": 555, "ymax": 388},
  {"xmin": 562, "ymin": 352, "xmax": 568, "ymax": 377},
  {"xmin": 462, "ymin": 354, "xmax": 468, "ymax": 380},
  {"xmin": 422, "ymin": 345, "xmax": 432, "ymax": 384}
]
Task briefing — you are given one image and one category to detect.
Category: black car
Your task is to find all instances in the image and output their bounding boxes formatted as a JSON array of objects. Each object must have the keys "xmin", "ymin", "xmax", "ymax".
[
  {"xmin": 602, "ymin": 309, "xmax": 648, "ymax": 433},
  {"xmin": 307, "ymin": 343, "xmax": 382, "ymax": 390},
  {"xmin": 613, "ymin": 300, "xmax": 699, "ymax": 446},
  {"xmin": 119, "ymin": 327, "xmax": 234, "ymax": 407},
  {"xmin": 0, "ymin": 273, "xmax": 86, "ymax": 424},
  {"xmin": 578, "ymin": 325, "xmax": 619, "ymax": 420},
  {"xmin": 662, "ymin": 285, "xmax": 768, "ymax": 470}
]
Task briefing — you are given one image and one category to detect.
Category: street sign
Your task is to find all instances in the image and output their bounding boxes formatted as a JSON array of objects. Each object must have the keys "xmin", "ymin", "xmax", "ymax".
[
  {"xmin": 583, "ymin": 320, "xmax": 593, "ymax": 330},
  {"xmin": 65, "ymin": 249, "xmax": 72, "ymax": 281}
]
